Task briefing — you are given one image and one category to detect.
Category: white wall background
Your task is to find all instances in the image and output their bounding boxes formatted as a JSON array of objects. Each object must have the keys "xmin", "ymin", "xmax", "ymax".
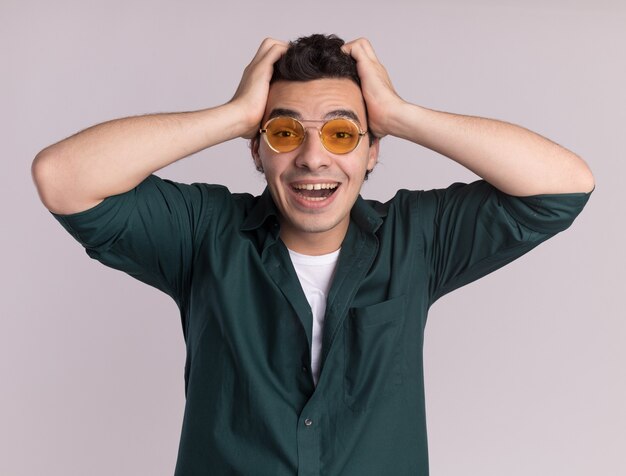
[{"xmin": 2, "ymin": 0, "xmax": 624, "ymax": 474}]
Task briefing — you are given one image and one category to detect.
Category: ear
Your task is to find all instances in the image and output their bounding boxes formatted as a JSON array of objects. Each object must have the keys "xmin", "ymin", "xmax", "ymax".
[
  {"xmin": 366, "ymin": 137, "xmax": 380, "ymax": 172},
  {"xmin": 250, "ymin": 136, "xmax": 263, "ymax": 172}
]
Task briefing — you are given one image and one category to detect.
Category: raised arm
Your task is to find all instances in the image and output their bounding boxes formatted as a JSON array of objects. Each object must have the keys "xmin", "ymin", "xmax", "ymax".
[
  {"xmin": 342, "ymin": 38, "xmax": 595, "ymax": 196},
  {"xmin": 32, "ymin": 38, "xmax": 288, "ymax": 215}
]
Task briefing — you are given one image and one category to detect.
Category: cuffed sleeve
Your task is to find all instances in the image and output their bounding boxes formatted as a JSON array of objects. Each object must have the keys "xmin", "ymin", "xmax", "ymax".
[
  {"xmin": 421, "ymin": 180, "xmax": 592, "ymax": 304},
  {"xmin": 51, "ymin": 174, "xmax": 216, "ymax": 304}
]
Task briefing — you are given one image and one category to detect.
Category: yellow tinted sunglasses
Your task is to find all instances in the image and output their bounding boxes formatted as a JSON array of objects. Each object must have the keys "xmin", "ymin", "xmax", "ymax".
[{"xmin": 260, "ymin": 116, "xmax": 368, "ymax": 155}]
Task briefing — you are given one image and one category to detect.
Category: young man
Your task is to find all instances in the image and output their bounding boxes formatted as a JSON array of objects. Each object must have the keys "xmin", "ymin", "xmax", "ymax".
[{"xmin": 32, "ymin": 34, "xmax": 594, "ymax": 475}]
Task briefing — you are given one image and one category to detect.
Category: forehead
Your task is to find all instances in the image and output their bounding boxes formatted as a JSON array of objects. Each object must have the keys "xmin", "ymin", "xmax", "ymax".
[{"xmin": 264, "ymin": 78, "xmax": 367, "ymax": 124}]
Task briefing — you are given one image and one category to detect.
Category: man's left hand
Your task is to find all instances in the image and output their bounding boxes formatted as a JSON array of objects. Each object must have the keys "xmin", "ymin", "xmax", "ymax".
[{"xmin": 342, "ymin": 38, "xmax": 406, "ymax": 139}]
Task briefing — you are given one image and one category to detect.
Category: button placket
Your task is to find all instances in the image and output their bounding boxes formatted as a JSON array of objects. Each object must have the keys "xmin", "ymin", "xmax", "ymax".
[{"xmin": 296, "ymin": 404, "xmax": 321, "ymax": 474}]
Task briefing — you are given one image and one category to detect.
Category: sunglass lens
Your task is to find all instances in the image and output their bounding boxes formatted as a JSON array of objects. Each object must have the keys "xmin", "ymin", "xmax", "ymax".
[
  {"xmin": 265, "ymin": 117, "xmax": 304, "ymax": 152},
  {"xmin": 321, "ymin": 119, "xmax": 360, "ymax": 154}
]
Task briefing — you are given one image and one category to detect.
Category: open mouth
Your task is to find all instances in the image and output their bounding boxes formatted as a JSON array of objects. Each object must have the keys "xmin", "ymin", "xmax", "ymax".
[{"xmin": 291, "ymin": 182, "xmax": 340, "ymax": 202}]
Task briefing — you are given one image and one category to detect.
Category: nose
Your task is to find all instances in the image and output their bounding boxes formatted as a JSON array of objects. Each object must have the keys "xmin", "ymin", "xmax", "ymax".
[{"xmin": 294, "ymin": 128, "xmax": 332, "ymax": 171}]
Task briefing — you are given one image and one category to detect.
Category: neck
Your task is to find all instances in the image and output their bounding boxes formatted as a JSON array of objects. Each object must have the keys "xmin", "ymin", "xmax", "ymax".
[{"xmin": 279, "ymin": 221, "xmax": 348, "ymax": 256}]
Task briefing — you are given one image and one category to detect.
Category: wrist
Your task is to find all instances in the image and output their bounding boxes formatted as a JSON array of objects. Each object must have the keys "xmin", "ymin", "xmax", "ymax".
[
  {"xmin": 385, "ymin": 101, "xmax": 427, "ymax": 142},
  {"xmin": 206, "ymin": 101, "xmax": 258, "ymax": 142}
]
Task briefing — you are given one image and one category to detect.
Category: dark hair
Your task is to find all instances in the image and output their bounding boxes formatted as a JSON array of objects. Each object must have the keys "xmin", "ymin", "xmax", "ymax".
[
  {"xmin": 271, "ymin": 34, "xmax": 376, "ymax": 153},
  {"xmin": 271, "ymin": 34, "xmax": 362, "ymax": 87}
]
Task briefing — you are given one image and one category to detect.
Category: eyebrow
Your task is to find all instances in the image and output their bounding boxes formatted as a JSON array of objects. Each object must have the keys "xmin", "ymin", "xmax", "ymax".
[{"xmin": 267, "ymin": 108, "xmax": 363, "ymax": 126}]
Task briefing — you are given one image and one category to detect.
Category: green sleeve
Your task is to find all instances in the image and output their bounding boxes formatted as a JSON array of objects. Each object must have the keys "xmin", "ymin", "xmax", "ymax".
[
  {"xmin": 51, "ymin": 174, "xmax": 220, "ymax": 305},
  {"xmin": 419, "ymin": 180, "xmax": 592, "ymax": 305}
]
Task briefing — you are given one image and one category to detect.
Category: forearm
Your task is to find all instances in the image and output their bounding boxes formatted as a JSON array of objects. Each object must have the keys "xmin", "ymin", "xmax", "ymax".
[
  {"xmin": 32, "ymin": 102, "xmax": 246, "ymax": 215},
  {"xmin": 389, "ymin": 102, "xmax": 595, "ymax": 196}
]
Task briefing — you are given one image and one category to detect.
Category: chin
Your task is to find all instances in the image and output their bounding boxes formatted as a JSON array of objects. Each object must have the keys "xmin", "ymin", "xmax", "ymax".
[{"xmin": 290, "ymin": 218, "xmax": 340, "ymax": 234}]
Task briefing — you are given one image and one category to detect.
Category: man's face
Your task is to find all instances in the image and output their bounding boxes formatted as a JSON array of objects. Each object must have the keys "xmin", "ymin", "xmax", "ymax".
[{"xmin": 252, "ymin": 78, "xmax": 379, "ymax": 254}]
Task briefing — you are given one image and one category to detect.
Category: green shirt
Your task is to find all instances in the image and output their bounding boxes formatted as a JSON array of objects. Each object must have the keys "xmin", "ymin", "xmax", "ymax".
[{"xmin": 52, "ymin": 175, "xmax": 591, "ymax": 476}]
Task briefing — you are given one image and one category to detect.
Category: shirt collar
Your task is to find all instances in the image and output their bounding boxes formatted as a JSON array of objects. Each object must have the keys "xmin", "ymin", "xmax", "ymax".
[
  {"xmin": 240, "ymin": 187, "xmax": 280, "ymax": 232},
  {"xmin": 350, "ymin": 195, "xmax": 385, "ymax": 234},
  {"xmin": 240, "ymin": 187, "xmax": 385, "ymax": 234}
]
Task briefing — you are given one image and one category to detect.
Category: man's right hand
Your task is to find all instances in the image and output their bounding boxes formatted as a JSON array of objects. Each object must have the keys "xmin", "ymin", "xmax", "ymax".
[
  {"xmin": 31, "ymin": 38, "xmax": 288, "ymax": 215},
  {"xmin": 229, "ymin": 38, "xmax": 288, "ymax": 139}
]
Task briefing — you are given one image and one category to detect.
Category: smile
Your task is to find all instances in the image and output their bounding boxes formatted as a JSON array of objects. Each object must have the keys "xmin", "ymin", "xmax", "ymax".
[{"xmin": 291, "ymin": 182, "xmax": 340, "ymax": 201}]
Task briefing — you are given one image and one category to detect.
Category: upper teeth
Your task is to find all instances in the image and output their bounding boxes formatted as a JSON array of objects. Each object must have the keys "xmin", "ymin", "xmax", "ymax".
[{"xmin": 293, "ymin": 183, "xmax": 339, "ymax": 190}]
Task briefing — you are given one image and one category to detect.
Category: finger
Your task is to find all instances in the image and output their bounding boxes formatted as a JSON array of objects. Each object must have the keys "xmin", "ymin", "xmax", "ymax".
[
  {"xmin": 250, "ymin": 38, "xmax": 288, "ymax": 65},
  {"xmin": 258, "ymin": 41, "xmax": 289, "ymax": 66},
  {"xmin": 342, "ymin": 38, "xmax": 379, "ymax": 62}
]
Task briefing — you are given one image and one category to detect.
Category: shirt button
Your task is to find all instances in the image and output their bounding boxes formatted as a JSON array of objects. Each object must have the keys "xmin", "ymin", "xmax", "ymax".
[
  {"xmin": 301, "ymin": 365, "xmax": 308, "ymax": 373},
  {"xmin": 304, "ymin": 418, "xmax": 313, "ymax": 427}
]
